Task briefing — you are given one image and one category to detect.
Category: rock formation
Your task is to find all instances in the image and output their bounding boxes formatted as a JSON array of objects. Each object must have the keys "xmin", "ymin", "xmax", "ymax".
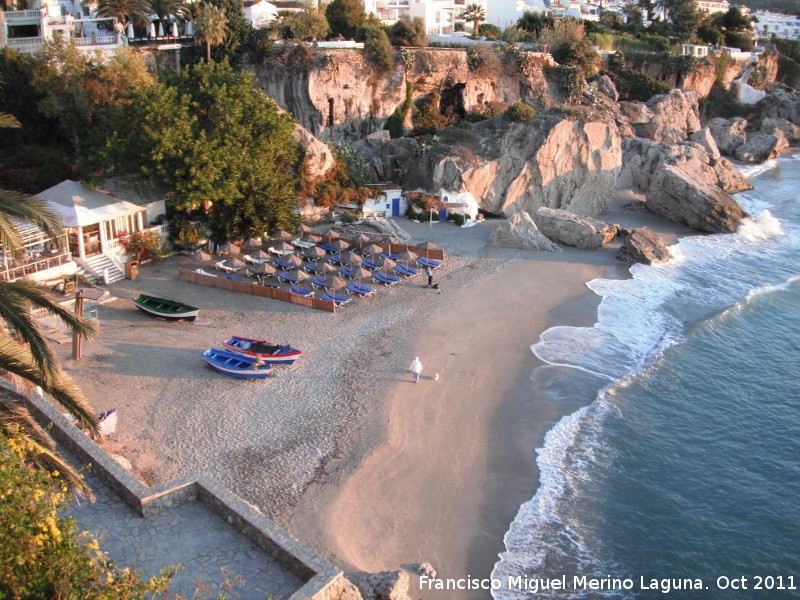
[
  {"xmin": 489, "ymin": 211, "xmax": 562, "ymax": 252},
  {"xmin": 293, "ymin": 121, "xmax": 335, "ymax": 178},
  {"xmin": 689, "ymin": 127, "xmax": 721, "ymax": 160},
  {"xmin": 750, "ymin": 87, "xmax": 800, "ymax": 125},
  {"xmin": 707, "ymin": 117, "xmax": 748, "ymax": 156},
  {"xmin": 533, "ymin": 207, "xmax": 617, "ymax": 249},
  {"xmin": 618, "ymin": 137, "xmax": 753, "ymax": 194},
  {"xmin": 760, "ymin": 117, "xmax": 800, "ymax": 144},
  {"xmin": 356, "ymin": 570, "xmax": 411, "ymax": 600},
  {"xmin": 619, "ymin": 89, "xmax": 702, "ymax": 143},
  {"xmin": 616, "ymin": 227, "xmax": 670, "ymax": 264},
  {"xmin": 646, "ymin": 164, "xmax": 749, "ymax": 233},
  {"xmin": 733, "ymin": 132, "xmax": 788, "ymax": 163}
]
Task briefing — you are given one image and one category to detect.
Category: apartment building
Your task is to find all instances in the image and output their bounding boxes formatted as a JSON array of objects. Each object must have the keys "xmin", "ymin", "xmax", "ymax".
[{"xmin": 752, "ymin": 10, "xmax": 800, "ymax": 42}]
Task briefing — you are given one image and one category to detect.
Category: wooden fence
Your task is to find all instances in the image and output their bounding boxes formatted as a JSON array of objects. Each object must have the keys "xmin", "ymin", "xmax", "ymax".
[{"xmin": 178, "ymin": 269, "xmax": 336, "ymax": 313}]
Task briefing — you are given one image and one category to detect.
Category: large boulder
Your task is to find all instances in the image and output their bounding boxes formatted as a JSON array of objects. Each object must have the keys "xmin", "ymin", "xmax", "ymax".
[
  {"xmin": 489, "ymin": 211, "xmax": 562, "ymax": 252},
  {"xmin": 616, "ymin": 227, "xmax": 670, "ymax": 264},
  {"xmin": 733, "ymin": 132, "xmax": 788, "ymax": 163},
  {"xmin": 689, "ymin": 127, "xmax": 721, "ymax": 160},
  {"xmin": 707, "ymin": 117, "xmax": 747, "ymax": 156},
  {"xmin": 454, "ymin": 117, "xmax": 622, "ymax": 217},
  {"xmin": 533, "ymin": 207, "xmax": 617, "ymax": 249},
  {"xmin": 646, "ymin": 164, "xmax": 749, "ymax": 233},
  {"xmin": 292, "ymin": 122, "xmax": 335, "ymax": 179},
  {"xmin": 357, "ymin": 570, "xmax": 411, "ymax": 600},
  {"xmin": 588, "ymin": 74, "xmax": 619, "ymax": 102},
  {"xmin": 751, "ymin": 87, "xmax": 800, "ymax": 125},
  {"xmin": 619, "ymin": 89, "xmax": 701, "ymax": 143},
  {"xmin": 618, "ymin": 137, "xmax": 753, "ymax": 194},
  {"xmin": 760, "ymin": 117, "xmax": 800, "ymax": 144}
]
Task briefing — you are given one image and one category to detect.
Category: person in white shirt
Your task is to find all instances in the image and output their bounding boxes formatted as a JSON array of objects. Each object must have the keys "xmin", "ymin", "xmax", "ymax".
[{"xmin": 409, "ymin": 357, "xmax": 423, "ymax": 383}]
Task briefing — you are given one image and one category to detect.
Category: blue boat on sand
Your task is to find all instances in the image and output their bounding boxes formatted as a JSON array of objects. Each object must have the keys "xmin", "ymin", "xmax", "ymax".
[{"xmin": 201, "ymin": 348, "xmax": 271, "ymax": 379}]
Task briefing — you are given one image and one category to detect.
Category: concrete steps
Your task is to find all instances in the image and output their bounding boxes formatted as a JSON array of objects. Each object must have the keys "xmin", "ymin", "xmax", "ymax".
[{"xmin": 77, "ymin": 253, "xmax": 125, "ymax": 284}]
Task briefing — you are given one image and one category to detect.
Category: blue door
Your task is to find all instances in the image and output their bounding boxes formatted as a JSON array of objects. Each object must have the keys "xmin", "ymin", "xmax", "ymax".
[
  {"xmin": 392, "ymin": 197, "xmax": 400, "ymax": 216},
  {"xmin": 438, "ymin": 209, "xmax": 447, "ymax": 222}
]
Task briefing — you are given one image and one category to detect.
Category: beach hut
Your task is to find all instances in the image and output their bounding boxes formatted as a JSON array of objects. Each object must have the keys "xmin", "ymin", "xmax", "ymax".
[
  {"xmin": 35, "ymin": 180, "xmax": 147, "ymax": 261},
  {"xmin": 440, "ymin": 190, "xmax": 479, "ymax": 222}
]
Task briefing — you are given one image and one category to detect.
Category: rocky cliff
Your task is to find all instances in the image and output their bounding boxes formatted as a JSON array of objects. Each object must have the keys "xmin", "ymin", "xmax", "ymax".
[{"xmin": 243, "ymin": 48, "xmax": 558, "ymax": 140}]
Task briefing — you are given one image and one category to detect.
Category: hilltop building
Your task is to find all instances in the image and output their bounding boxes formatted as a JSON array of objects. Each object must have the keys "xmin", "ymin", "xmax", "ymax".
[{"xmin": 752, "ymin": 10, "xmax": 800, "ymax": 42}]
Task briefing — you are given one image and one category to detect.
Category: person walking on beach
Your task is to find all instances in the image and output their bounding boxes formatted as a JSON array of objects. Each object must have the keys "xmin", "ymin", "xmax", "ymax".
[
  {"xmin": 426, "ymin": 266, "xmax": 433, "ymax": 287},
  {"xmin": 410, "ymin": 357, "xmax": 423, "ymax": 383}
]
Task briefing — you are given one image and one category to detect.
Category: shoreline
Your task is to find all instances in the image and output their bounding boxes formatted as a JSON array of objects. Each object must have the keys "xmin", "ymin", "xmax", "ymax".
[
  {"xmin": 54, "ymin": 196, "xmax": 693, "ymax": 598},
  {"xmin": 283, "ymin": 195, "xmax": 693, "ymax": 598}
]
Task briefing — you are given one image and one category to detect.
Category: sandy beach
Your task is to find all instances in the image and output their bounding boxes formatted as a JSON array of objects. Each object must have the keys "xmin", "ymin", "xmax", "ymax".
[{"xmin": 52, "ymin": 192, "xmax": 691, "ymax": 598}]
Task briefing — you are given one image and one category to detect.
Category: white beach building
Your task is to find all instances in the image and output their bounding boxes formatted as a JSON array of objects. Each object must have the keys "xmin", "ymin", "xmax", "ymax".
[{"xmin": 752, "ymin": 11, "xmax": 800, "ymax": 42}]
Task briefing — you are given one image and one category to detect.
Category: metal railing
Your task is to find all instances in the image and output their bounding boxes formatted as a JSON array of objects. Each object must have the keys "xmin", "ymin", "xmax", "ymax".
[
  {"xmin": 0, "ymin": 252, "xmax": 73, "ymax": 282},
  {"xmin": 2, "ymin": 9, "xmax": 42, "ymax": 20}
]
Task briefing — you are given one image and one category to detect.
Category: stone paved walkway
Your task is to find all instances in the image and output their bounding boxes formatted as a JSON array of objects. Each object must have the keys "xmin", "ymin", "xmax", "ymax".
[{"xmin": 67, "ymin": 462, "xmax": 304, "ymax": 600}]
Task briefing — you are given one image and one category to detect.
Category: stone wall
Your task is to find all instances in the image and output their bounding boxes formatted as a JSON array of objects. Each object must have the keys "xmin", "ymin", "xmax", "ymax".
[{"xmin": 20, "ymin": 387, "xmax": 343, "ymax": 600}]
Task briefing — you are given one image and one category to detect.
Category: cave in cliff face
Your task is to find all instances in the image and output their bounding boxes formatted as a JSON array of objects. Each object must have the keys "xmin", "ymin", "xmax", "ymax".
[{"xmin": 440, "ymin": 83, "xmax": 466, "ymax": 121}]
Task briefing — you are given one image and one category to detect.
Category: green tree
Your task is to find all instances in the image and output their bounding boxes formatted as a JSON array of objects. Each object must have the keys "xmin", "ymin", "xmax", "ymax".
[
  {"xmin": 194, "ymin": 1, "xmax": 228, "ymax": 62},
  {"xmin": 666, "ymin": 0, "xmax": 701, "ymax": 38},
  {"xmin": 478, "ymin": 23, "xmax": 502, "ymax": 40},
  {"xmin": 463, "ymin": 3, "xmax": 486, "ymax": 36},
  {"xmin": 325, "ymin": 0, "xmax": 367, "ymax": 40},
  {"xmin": 389, "ymin": 16, "xmax": 427, "ymax": 47},
  {"xmin": 517, "ymin": 11, "xmax": 554, "ymax": 37},
  {"xmin": 287, "ymin": 5, "xmax": 329, "ymax": 41},
  {"xmin": 363, "ymin": 26, "xmax": 394, "ymax": 72},
  {"xmin": 95, "ymin": 0, "xmax": 150, "ymax": 25},
  {"xmin": 622, "ymin": 1, "xmax": 644, "ymax": 29},
  {"xmin": 147, "ymin": 0, "xmax": 186, "ymax": 30},
  {"xmin": 92, "ymin": 61, "xmax": 301, "ymax": 241}
]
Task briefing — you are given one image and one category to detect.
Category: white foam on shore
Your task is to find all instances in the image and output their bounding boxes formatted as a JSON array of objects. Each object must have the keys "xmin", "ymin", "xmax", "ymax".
[
  {"xmin": 737, "ymin": 158, "xmax": 779, "ymax": 179},
  {"xmin": 494, "ymin": 162, "xmax": 800, "ymax": 597}
]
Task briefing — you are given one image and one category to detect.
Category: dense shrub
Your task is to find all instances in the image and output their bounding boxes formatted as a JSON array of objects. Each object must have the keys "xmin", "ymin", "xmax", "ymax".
[
  {"xmin": 412, "ymin": 92, "xmax": 456, "ymax": 134},
  {"xmin": 551, "ymin": 38, "xmax": 601, "ymax": 78},
  {"xmin": 724, "ymin": 30, "xmax": 754, "ymax": 52},
  {"xmin": 606, "ymin": 68, "xmax": 671, "ymax": 101},
  {"xmin": 389, "ymin": 16, "xmax": 427, "ymax": 47},
  {"xmin": 363, "ymin": 26, "xmax": 394, "ymax": 73},
  {"xmin": 478, "ymin": 23, "xmax": 502, "ymax": 40},
  {"xmin": 450, "ymin": 212, "xmax": 466, "ymax": 226},
  {"xmin": 439, "ymin": 127, "xmax": 478, "ymax": 145},
  {"xmin": 466, "ymin": 44, "xmax": 501, "ymax": 76},
  {"xmin": 385, "ymin": 80, "xmax": 413, "ymax": 138},
  {"xmin": 554, "ymin": 64, "xmax": 584, "ymax": 101},
  {"xmin": 505, "ymin": 101, "xmax": 536, "ymax": 122},
  {"xmin": 699, "ymin": 83, "xmax": 749, "ymax": 121}
]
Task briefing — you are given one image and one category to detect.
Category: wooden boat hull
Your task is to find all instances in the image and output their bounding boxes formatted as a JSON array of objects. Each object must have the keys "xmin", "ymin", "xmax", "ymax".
[
  {"xmin": 134, "ymin": 295, "xmax": 199, "ymax": 321},
  {"xmin": 223, "ymin": 336, "xmax": 302, "ymax": 365},
  {"xmin": 202, "ymin": 348, "xmax": 271, "ymax": 379}
]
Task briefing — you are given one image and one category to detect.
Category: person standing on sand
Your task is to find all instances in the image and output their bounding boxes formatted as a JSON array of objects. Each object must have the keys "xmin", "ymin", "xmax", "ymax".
[
  {"xmin": 410, "ymin": 357, "xmax": 423, "ymax": 383},
  {"xmin": 426, "ymin": 267, "xmax": 433, "ymax": 287}
]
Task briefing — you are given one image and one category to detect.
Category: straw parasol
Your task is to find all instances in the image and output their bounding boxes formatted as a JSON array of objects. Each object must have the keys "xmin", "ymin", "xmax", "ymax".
[
  {"xmin": 349, "ymin": 253, "xmax": 364, "ymax": 266},
  {"xmin": 271, "ymin": 229, "xmax": 294, "ymax": 241},
  {"xmin": 270, "ymin": 240, "xmax": 294, "ymax": 253},
  {"xmin": 396, "ymin": 249, "xmax": 417, "ymax": 266},
  {"xmin": 242, "ymin": 237, "xmax": 262, "ymax": 249},
  {"xmin": 381, "ymin": 257, "xmax": 397, "ymax": 273},
  {"xmin": 417, "ymin": 241, "xmax": 440, "ymax": 260},
  {"xmin": 303, "ymin": 246, "xmax": 327, "ymax": 261},
  {"xmin": 247, "ymin": 249, "xmax": 270, "ymax": 262},
  {"xmin": 219, "ymin": 241, "xmax": 240, "ymax": 255},
  {"xmin": 222, "ymin": 257, "xmax": 245, "ymax": 269},
  {"xmin": 297, "ymin": 223, "xmax": 313, "ymax": 235},
  {"xmin": 323, "ymin": 275, "xmax": 348, "ymax": 291},
  {"xmin": 285, "ymin": 269, "xmax": 310, "ymax": 283},
  {"xmin": 384, "ymin": 235, "xmax": 401, "ymax": 255},
  {"xmin": 320, "ymin": 262, "xmax": 339, "ymax": 275},
  {"xmin": 351, "ymin": 233, "xmax": 372, "ymax": 248},
  {"xmin": 349, "ymin": 266, "xmax": 371, "ymax": 286},
  {"xmin": 283, "ymin": 254, "xmax": 303, "ymax": 269},
  {"xmin": 250, "ymin": 262, "xmax": 276, "ymax": 276},
  {"xmin": 191, "ymin": 249, "xmax": 211, "ymax": 261},
  {"xmin": 326, "ymin": 230, "xmax": 340, "ymax": 241},
  {"xmin": 361, "ymin": 243, "xmax": 383, "ymax": 258}
]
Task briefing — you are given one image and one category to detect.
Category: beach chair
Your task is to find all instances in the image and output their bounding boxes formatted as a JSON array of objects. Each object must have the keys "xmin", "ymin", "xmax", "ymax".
[
  {"xmin": 394, "ymin": 264, "xmax": 419, "ymax": 277},
  {"xmin": 226, "ymin": 273, "xmax": 251, "ymax": 283},
  {"xmin": 289, "ymin": 285, "xmax": 314, "ymax": 297},
  {"xmin": 320, "ymin": 291, "xmax": 351, "ymax": 306},
  {"xmin": 328, "ymin": 254, "xmax": 348, "ymax": 267},
  {"xmin": 380, "ymin": 251, "xmax": 399, "ymax": 261},
  {"xmin": 362, "ymin": 258, "xmax": 382, "ymax": 270},
  {"xmin": 339, "ymin": 266, "xmax": 356, "ymax": 279},
  {"xmin": 215, "ymin": 260, "xmax": 239, "ymax": 273},
  {"xmin": 292, "ymin": 238, "xmax": 316, "ymax": 250},
  {"xmin": 373, "ymin": 272, "xmax": 401, "ymax": 286},
  {"xmin": 277, "ymin": 272, "xmax": 301, "ymax": 285},
  {"xmin": 416, "ymin": 257, "xmax": 441, "ymax": 270},
  {"xmin": 194, "ymin": 268, "xmax": 217, "ymax": 277},
  {"xmin": 310, "ymin": 276, "xmax": 328, "ymax": 290},
  {"xmin": 347, "ymin": 282, "xmax": 375, "ymax": 297},
  {"xmin": 319, "ymin": 243, "xmax": 339, "ymax": 254}
]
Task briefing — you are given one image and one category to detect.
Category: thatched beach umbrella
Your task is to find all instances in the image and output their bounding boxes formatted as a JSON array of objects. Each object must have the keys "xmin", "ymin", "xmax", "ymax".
[
  {"xmin": 270, "ymin": 240, "xmax": 294, "ymax": 253},
  {"xmin": 271, "ymin": 229, "xmax": 294, "ymax": 241},
  {"xmin": 417, "ymin": 241, "xmax": 439, "ymax": 260},
  {"xmin": 320, "ymin": 262, "xmax": 339, "ymax": 275},
  {"xmin": 250, "ymin": 262, "xmax": 276, "ymax": 276},
  {"xmin": 222, "ymin": 257, "xmax": 245, "ymax": 269},
  {"xmin": 384, "ymin": 235, "xmax": 401, "ymax": 255},
  {"xmin": 327, "ymin": 239, "xmax": 350, "ymax": 260},
  {"xmin": 349, "ymin": 253, "xmax": 364, "ymax": 266},
  {"xmin": 381, "ymin": 257, "xmax": 397, "ymax": 273},
  {"xmin": 323, "ymin": 274, "xmax": 348, "ymax": 291},
  {"xmin": 283, "ymin": 254, "xmax": 303, "ymax": 269},
  {"xmin": 326, "ymin": 230, "xmax": 340, "ymax": 241},
  {"xmin": 396, "ymin": 249, "xmax": 417, "ymax": 267},
  {"xmin": 297, "ymin": 223, "xmax": 313, "ymax": 235},
  {"xmin": 351, "ymin": 233, "xmax": 372, "ymax": 248},
  {"xmin": 361, "ymin": 243, "xmax": 383, "ymax": 258},
  {"xmin": 349, "ymin": 266, "xmax": 371, "ymax": 286},
  {"xmin": 247, "ymin": 249, "xmax": 270, "ymax": 262},
  {"xmin": 242, "ymin": 237, "xmax": 262, "ymax": 249},
  {"xmin": 191, "ymin": 249, "xmax": 211, "ymax": 261},
  {"xmin": 285, "ymin": 269, "xmax": 310, "ymax": 283},
  {"xmin": 219, "ymin": 241, "xmax": 240, "ymax": 255},
  {"xmin": 303, "ymin": 246, "xmax": 327, "ymax": 261}
]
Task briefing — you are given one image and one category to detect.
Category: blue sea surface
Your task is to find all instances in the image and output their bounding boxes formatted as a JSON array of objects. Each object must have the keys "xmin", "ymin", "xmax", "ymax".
[{"xmin": 492, "ymin": 156, "xmax": 800, "ymax": 598}]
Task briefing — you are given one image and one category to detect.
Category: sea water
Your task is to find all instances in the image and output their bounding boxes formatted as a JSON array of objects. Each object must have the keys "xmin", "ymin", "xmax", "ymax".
[{"xmin": 492, "ymin": 156, "xmax": 800, "ymax": 599}]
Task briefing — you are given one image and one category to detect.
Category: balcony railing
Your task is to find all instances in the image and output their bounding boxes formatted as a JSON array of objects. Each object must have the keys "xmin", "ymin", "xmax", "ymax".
[
  {"xmin": 74, "ymin": 34, "xmax": 119, "ymax": 46},
  {"xmin": 6, "ymin": 37, "xmax": 44, "ymax": 47},
  {"xmin": 0, "ymin": 251, "xmax": 73, "ymax": 282},
  {"xmin": 2, "ymin": 9, "xmax": 42, "ymax": 20}
]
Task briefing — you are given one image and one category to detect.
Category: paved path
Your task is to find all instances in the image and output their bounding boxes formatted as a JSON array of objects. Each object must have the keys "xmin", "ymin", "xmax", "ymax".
[{"xmin": 68, "ymin": 462, "xmax": 304, "ymax": 599}]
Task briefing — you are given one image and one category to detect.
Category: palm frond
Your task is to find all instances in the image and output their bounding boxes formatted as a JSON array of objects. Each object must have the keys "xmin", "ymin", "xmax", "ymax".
[
  {"xmin": 0, "ymin": 335, "xmax": 98, "ymax": 435},
  {"xmin": 0, "ymin": 193, "xmax": 65, "ymax": 258},
  {"xmin": 0, "ymin": 281, "xmax": 98, "ymax": 382},
  {"xmin": 0, "ymin": 112, "xmax": 21, "ymax": 129},
  {"xmin": 1, "ymin": 391, "xmax": 93, "ymax": 498}
]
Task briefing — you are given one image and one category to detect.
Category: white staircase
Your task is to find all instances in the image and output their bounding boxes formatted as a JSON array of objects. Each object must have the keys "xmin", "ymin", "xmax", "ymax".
[{"xmin": 77, "ymin": 253, "xmax": 125, "ymax": 285}]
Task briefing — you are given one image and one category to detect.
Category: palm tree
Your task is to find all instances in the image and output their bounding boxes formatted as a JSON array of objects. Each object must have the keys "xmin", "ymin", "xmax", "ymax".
[
  {"xmin": 194, "ymin": 2, "xmax": 228, "ymax": 63},
  {"xmin": 463, "ymin": 3, "xmax": 485, "ymax": 37},
  {"xmin": 147, "ymin": 0, "xmax": 186, "ymax": 31},
  {"xmin": 0, "ymin": 109, "xmax": 99, "ymax": 497},
  {"xmin": 95, "ymin": 0, "xmax": 150, "ymax": 25}
]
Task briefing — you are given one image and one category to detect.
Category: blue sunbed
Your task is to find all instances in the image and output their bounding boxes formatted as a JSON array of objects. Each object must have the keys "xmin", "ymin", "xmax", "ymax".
[
  {"xmin": 273, "ymin": 258, "xmax": 297, "ymax": 271},
  {"xmin": 416, "ymin": 257, "xmax": 442, "ymax": 269},
  {"xmin": 277, "ymin": 272, "xmax": 302, "ymax": 285},
  {"xmin": 362, "ymin": 258, "xmax": 382, "ymax": 270},
  {"xmin": 225, "ymin": 273, "xmax": 251, "ymax": 283},
  {"xmin": 328, "ymin": 254, "xmax": 348, "ymax": 266},
  {"xmin": 347, "ymin": 282, "xmax": 375, "ymax": 297},
  {"xmin": 319, "ymin": 243, "xmax": 337, "ymax": 254},
  {"xmin": 373, "ymin": 272, "xmax": 401, "ymax": 286},
  {"xmin": 320, "ymin": 291, "xmax": 351, "ymax": 306},
  {"xmin": 339, "ymin": 266, "xmax": 355, "ymax": 279},
  {"xmin": 394, "ymin": 264, "xmax": 419, "ymax": 277},
  {"xmin": 289, "ymin": 285, "xmax": 314, "ymax": 297},
  {"xmin": 311, "ymin": 276, "xmax": 328, "ymax": 289},
  {"xmin": 380, "ymin": 251, "xmax": 399, "ymax": 260}
]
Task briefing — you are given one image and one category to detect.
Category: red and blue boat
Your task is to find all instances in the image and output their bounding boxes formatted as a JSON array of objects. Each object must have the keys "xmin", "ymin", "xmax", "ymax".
[
  {"xmin": 222, "ymin": 336, "xmax": 303, "ymax": 365},
  {"xmin": 201, "ymin": 348, "xmax": 271, "ymax": 379}
]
